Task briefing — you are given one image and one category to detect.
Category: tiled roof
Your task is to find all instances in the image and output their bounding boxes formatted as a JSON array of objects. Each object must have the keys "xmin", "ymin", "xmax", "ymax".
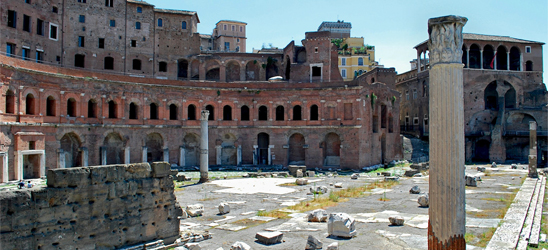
[
  {"xmin": 414, "ymin": 33, "xmax": 544, "ymax": 48},
  {"xmin": 127, "ymin": 0, "xmax": 154, "ymax": 6},
  {"xmin": 154, "ymin": 8, "xmax": 197, "ymax": 16},
  {"xmin": 217, "ymin": 20, "xmax": 247, "ymax": 25},
  {"xmin": 318, "ymin": 21, "xmax": 352, "ymax": 31}
]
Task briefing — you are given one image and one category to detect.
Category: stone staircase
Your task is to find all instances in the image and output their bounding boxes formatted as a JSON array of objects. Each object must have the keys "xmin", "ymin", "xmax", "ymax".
[{"xmin": 486, "ymin": 176, "xmax": 546, "ymax": 250}]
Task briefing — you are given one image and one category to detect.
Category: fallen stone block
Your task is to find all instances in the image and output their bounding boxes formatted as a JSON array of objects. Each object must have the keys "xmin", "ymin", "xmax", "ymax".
[
  {"xmin": 389, "ymin": 215, "xmax": 404, "ymax": 226},
  {"xmin": 327, "ymin": 213, "xmax": 356, "ymax": 238},
  {"xmin": 491, "ymin": 162, "xmax": 497, "ymax": 168},
  {"xmin": 185, "ymin": 243, "xmax": 201, "ymax": 250},
  {"xmin": 381, "ymin": 171, "xmax": 391, "ymax": 176},
  {"xmin": 176, "ymin": 173, "xmax": 189, "ymax": 182},
  {"xmin": 385, "ymin": 176, "xmax": 399, "ymax": 181},
  {"xmin": 334, "ymin": 183, "xmax": 343, "ymax": 188},
  {"xmin": 151, "ymin": 162, "xmax": 171, "ymax": 178},
  {"xmin": 308, "ymin": 209, "xmax": 328, "ymax": 222},
  {"xmin": 305, "ymin": 235, "xmax": 323, "ymax": 250},
  {"xmin": 477, "ymin": 167, "xmax": 486, "ymax": 172},
  {"xmin": 255, "ymin": 231, "xmax": 283, "ymax": 245},
  {"xmin": 296, "ymin": 169, "xmax": 304, "ymax": 178},
  {"xmin": 326, "ymin": 242, "xmax": 339, "ymax": 250},
  {"xmin": 511, "ymin": 164, "xmax": 518, "ymax": 169},
  {"xmin": 350, "ymin": 173, "xmax": 359, "ymax": 179},
  {"xmin": 296, "ymin": 178, "xmax": 308, "ymax": 185},
  {"xmin": 310, "ymin": 186, "xmax": 328, "ymax": 194},
  {"xmin": 465, "ymin": 175, "xmax": 478, "ymax": 187},
  {"xmin": 404, "ymin": 170, "xmax": 419, "ymax": 177},
  {"xmin": 413, "ymin": 173, "xmax": 423, "ymax": 177},
  {"xmin": 409, "ymin": 185, "xmax": 420, "ymax": 194},
  {"xmin": 306, "ymin": 170, "xmax": 315, "ymax": 177},
  {"xmin": 418, "ymin": 194, "xmax": 429, "ymax": 207},
  {"xmin": 186, "ymin": 204, "xmax": 204, "ymax": 217},
  {"xmin": 218, "ymin": 202, "xmax": 230, "ymax": 215},
  {"xmin": 230, "ymin": 241, "xmax": 251, "ymax": 250}
]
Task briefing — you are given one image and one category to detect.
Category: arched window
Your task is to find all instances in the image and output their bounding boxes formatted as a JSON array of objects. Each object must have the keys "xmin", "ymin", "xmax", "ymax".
[
  {"xmin": 135, "ymin": 22, "xmax": 141, "ymax": 30},
  {"xmin": 129, "ymin": 102, "xmax": 138, "ymax": 119},
  {"xmin": 223, "ymin": 105, "xmax": 232, "ymax": 120},
  {"xmin": 483, "ymin": 45, "xmax": 494, "ymax": 69},
  {"xmin": 5, "ymin": 90, "xmax": 15, "ymax": 114},
  {"xmin": 187, "ymin": 105, "xmax": 196, "ymax": 120},
  {"xmin": 159, "ymin": 61, "xmax": 167, "ymax": 72},
  {"xmin": 358, "ymin": 57, "xmax": 364, "ymax": 66},
  {"xmin": 293, "ymin": 105, "xmax": 302, "ymax": 120},
  {"xmin": 46, "ymin": 96, "xmax": 55, "ymax": 116},
  {"xmin": 108, "ymin": 100, "xmax": 117, "ymax": 118},
  {"xmin": 132, "ymin": 59, "xmax": 141, "ymax": 70},
  {"xmin": 275, "ymin": 106, "xmax": 284, "ymax": 121},
  {"xmin": 88, "ymin": 99, "xmax": 97, "ymax": 118},
  {"xmin": 310, "ymin": 105, "xmax": 318, "ymax": 120},
  {"xmin": 157, "ymin": 18, "xmax": 163, "ymax": 27},
  {"xmin": 67, "ymin": 98, "xmax": 76, "ymax": 117},
  {"xmin": 258, "ymin": 106, "xmax": 268, "ymax": 121},
  {"xmin": 241, "ymin": 105, "xmax": 250, "ymax": 121},
  {"xmin": 149, "ymin": 103, "xmax": 158, "ymax": 119},
  {"xmin": 469, "ymin": 44, "xmax": 481, "ymax": 68},
  {"xmin": 526, "ymin": 61, "xmax": 533, "ymax": 71},
  {"xmin": 496, "ymin": 46, "xmax": 507, "ymax": 70},
  {"xmin": 206, "ymin": 105, "xmax": 214, "ymax": 120},
  {"xmin": 104, "ymin": 56, "xmax": 114, "ymax": 70},
  {"xmin": 182, "ymin": 21, "xmax": 187, "ymax": 29},
  {"xmin": 25, "ymin": 93, "xmax": 35, "ymax": 115},
  {"xmin": 169, "ymin": 104, "xmax": 178, "ymax": 120},
  {"xmin": 136, "ymin": 7, "xmax": 142, "ymax": 13}
]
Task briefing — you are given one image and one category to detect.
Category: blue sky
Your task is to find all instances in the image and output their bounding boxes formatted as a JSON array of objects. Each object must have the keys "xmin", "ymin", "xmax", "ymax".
[{"xmin": 147, "ymin": 0, "xmax": 547, "ymax": 85}]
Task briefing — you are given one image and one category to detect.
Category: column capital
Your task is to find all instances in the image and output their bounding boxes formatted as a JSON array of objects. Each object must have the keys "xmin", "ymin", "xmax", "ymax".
[
  {"xmin": 200, "ymin": 110, "xmax": 210, "ymax": 121},
  {"xmin": 428, "ymin": 15, "xmax": 468, "ymax": 65}
]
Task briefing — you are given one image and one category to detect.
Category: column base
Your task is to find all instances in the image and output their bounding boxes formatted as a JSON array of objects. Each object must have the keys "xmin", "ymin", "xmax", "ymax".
[{"xmin": 428, "ymin": 221, "xmax": 465, "ymax": 250}]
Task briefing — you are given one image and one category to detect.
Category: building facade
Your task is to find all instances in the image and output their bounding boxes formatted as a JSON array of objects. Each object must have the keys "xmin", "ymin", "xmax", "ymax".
[
  {"xmin": 0, "ymin": 2, "xmax": 402, "ymax": 183},
  {"xmin": 396, "ymin": 33, "xmax": 547, "ymax": 166}
]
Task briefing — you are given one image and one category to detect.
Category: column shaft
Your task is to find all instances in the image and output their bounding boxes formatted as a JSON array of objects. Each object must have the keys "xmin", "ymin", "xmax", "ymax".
[
  {"xmin": 427, "ymin": 15, "xmax": 467, "ymax": 250},
  {"xmin": 199, "ymin": 110, "xmax": 209, "ymax": 183}
]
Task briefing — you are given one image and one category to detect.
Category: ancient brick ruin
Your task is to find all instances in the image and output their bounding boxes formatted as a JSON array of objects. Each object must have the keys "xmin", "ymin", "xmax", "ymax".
[{"xmin": 0, "ymin": 162, "xmax": 181, "ymax": 249}]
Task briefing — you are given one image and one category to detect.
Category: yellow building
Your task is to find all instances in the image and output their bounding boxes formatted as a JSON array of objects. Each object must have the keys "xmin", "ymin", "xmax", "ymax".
[{"xmin": 334, "ymin": 37, "xmax": 378, "ymax": 81}]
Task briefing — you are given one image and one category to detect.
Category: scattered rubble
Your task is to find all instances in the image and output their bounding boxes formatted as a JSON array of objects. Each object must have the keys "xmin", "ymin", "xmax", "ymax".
[
  {"xmin": 327, "ymin": 213, "xmax": 356, "ymax": 238},
  {"xmin": 409, "ymin": 185, "xmax": 421, "ymax": 194},
  {"xmin": 334, "ymin": 183, "xmax": 343, "ymax": 188},
  {"xmin": 218, "ymin": 202, "xmax": 230, "ymax": 215},
  {"xmin": 418, "ymin": 194, "xmax": 429, "ymax": 207},
  {"xmin": 305, "ymin": 235, "xmax": 323, "ymax": 250},
  {"xmin": 389, "ymin": 215, "xmax": 404, "ymax": 226},
  {"xmin": 308, "ymin": 209, "xmax": 328, "ymax": 222},
  {"xmin": 326, "ymin": 242, "xmax": 339, "ymax": 250},
  {"xmin": 296, "ymin": 178, "xmax": 308, "ymax": 185},
  {"xmin": 186, "ymin": 204, "xmax": 204, "ymax": 217},
  {"xmin": 255, "ymin": 231, "xmax": 283, "ymax": 245},
  {"xmin": 477, "ymin": 167, "xmax": 486, "ymax": 172},
  {"xmin": 465, "ymin": 175, "xmax": 478, "ymax": 187},
  {"xmin": 351, "ymin": 173, "xmax": 360, "ymax": 179},
  {"xmin": 230, "ymin": 241, "xmax": 251, "ymax": 250}
]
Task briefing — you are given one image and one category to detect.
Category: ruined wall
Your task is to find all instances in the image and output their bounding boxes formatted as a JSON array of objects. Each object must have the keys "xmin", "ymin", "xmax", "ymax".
[{"xmin": 0, "ymin": 162, "xmax": 182, "ymax": 250}]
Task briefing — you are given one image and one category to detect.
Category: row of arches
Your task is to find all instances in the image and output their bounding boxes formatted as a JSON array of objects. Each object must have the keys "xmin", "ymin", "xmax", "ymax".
[
  {"xmin": 177, "ymin": 58, "xmax": 279, "ymax": 81},
  {"xmin": 58, "ymin": 131, "xmax": 342, "ymax": 168},
  {"xmin": 462, "ymin": 44, "xmax": 533, "ymax": 71},
  {"xmin": 7, "ymin": 92, "xmax": 322, "ymax": 122}
]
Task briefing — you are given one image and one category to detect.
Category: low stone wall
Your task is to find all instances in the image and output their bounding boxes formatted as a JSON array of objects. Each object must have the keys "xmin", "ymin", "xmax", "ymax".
[{"xmin": 0, "ymin": 162, "xmax": 182, "ymax": 250}]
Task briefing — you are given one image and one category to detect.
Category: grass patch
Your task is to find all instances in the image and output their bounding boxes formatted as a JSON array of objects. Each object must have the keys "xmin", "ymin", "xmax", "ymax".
[
  {"xmin": 256, "ymin": 210, "xmax": 291, "ymax": 219},
  {"xmin": 464, "ymin": 233, "xmax": 477, "ymax": 243},
  {"xmin": 231, "ymin": 218, "xmax": 267, "ymax": 229},
  {"xmin": 279, "ymin": 183, "xmax": 298, "ymax": 186},
  {"xmin": 477, "ymin": 227, "xmax": 497, "ymax": 248}
]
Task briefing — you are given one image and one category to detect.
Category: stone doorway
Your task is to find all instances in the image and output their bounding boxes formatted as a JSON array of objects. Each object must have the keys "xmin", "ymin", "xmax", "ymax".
[
  {"xmin": 23, "ymin": 154, "xmax": 41, "ymax": 179},
  {"xmin": 324, "ymin": 133, "xmax": 341, "ymax": 167},
  {"xmin": 60, "ymin": 133, "xmax": 82, "ymax": 168},
  {"xmin": 146, "ymin": 133, "xmax": 163, "ymax": 162},
  {"xmin": 257, "ymin": 133, "xmax": 269, "ymax": 165},
  {"xmin": 184, "ymin": 134, "xmax": 199, "ymax": 167},
  {"xmin": 221, "ymin": 134, "xmax": 237, "ymax": 166},
  {"xmin": 288, "ymin": 133, "xmax": 305, "ymax": 165},
  {"xmin": 103, "ymin": 133, "xmax": 124, "ymax": 165},
  {"xmin": 474, "ymin": 140, "xmax": 490, "ymax": 162}
]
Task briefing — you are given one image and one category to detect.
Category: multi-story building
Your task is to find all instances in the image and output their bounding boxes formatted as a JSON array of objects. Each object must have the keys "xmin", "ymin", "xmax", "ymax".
[
  {"xmin": 336, "ymin": 37, "xmax": 378, "ymax": 81},
  {"xmin": 396, "ymin": 33, "xmax": 547, "ymax": 166},
  {"xmin": 212, "ymin": 20, "xmax": 247, "ymax": 52},
  {"xmin": 318, "ymin": 21, "xmax": 351, "ymax": 39},
  {"xmin": 0, "ymin": 2, "xmax": 402, "ymax": 183}
]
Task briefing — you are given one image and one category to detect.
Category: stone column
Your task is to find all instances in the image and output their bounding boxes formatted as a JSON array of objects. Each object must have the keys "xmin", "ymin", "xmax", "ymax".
[
  {"xmin": 466, "ymin": 49, "xmax": 470, "ymax": 68},
  {"xmin": 237, "ymin": 145, "xmax": 242, "ymax": 166},
  {"xmin": 80, "ymin": 147, "xmax": 88, "ymax": 167},
  {"xmin": 506, "ymin": 51, "xmax": 510, "ymax": 70},
  {"xmin": 268, "ymin": 145, "xmax": 274, "ymax": 165},
  {"xmin": 427, "ymin": 15, "xmax": 467, "ymax": 250},
  {"xmin": 529, "ymin": 121, "xmax": 538, "ymax": 178},
  {"xmin": 57, "ymin": 149, "xmax": 65, "ymax": 168},
  {"xmin": 216, "ymin": 145, "xmax": 222, "ymax": 165},
  {"xmin": 417, "ymin": 51, "xmax": 422, "ymax": 72},
  {"xmin": 493, "ymin": 52, "xmax": 497, "ymax": 70},
  {"xmin": 520, "ymin": 53, "xmax": 523, "ymax": 71},
  {"xmin": 179, "ymin": 146, "xmax": 185, "ymax": 167},
  {"xmin": 142, "ymin": 146, "xmax": 148, "ymax": 163},
  {"xmin": 1, "ymin": 152, "xmax": 8, "ymax": 183},
  {"xmin": 253, "ymin": 145, "xmax": 258, "ymax": 165},
  {"xmin": 39, "ymin": 153, "xmax": 45, "ymax": 177},
  {"xmin": 480, "ymin": 50, "xmax": 483, "ymax": 69},
  {"xmin": 100, "ymin": 147, "xmax": 107, "ymax": 165},
  {"xmin": 199, "ymin": 110, "xmax": 209, "ymax": 183},
  {"xmin": 124, "ymin": 147, "xmax": 130, "ymax": 164},
  {"xmin": 163, "ymin": 147, "xmax": 170, "ymax": 163}
]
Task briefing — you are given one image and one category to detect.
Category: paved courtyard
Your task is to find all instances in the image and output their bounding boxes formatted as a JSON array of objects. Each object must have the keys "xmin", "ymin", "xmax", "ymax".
[{"xmin": 173, "ymin": 164, "xmax": 535, "ymax": 249}]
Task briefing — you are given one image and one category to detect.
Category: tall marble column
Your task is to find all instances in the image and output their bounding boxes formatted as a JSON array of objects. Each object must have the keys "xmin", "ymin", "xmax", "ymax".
[
  {"xmin": 199, "ymin": 110, "xmax": 209, "ymax": 183},
  {"xmin": 529, "ymin": 121, "xmax": 538, "ymax": 178},
  {"xmin": 427, "ymin": 15, "xmax": 467, "ymax": 250}
]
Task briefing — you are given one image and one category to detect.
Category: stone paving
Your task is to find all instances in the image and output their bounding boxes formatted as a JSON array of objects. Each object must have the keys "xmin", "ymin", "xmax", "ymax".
[{"xmin": 172, "ymin": 164, "xmax": 531, "ymax": 249}]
